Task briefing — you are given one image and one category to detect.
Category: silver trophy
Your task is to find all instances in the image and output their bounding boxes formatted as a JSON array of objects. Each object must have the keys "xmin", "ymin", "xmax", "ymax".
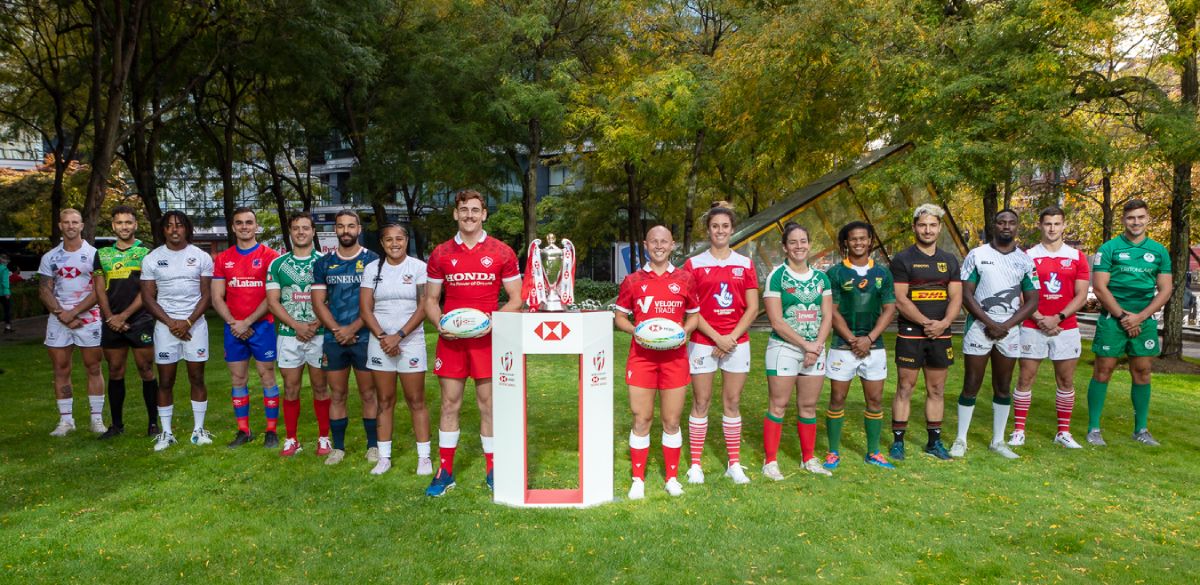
[{"xmin": 524, "ymin": 233, "xmax": 575, "ymax": 312}]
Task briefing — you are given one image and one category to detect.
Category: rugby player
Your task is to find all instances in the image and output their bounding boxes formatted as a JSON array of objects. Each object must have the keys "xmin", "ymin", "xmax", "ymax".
[
  {"xmin": 93, "ymin": 205, "xmax": 159, "ymax": 439},
  {"xmin": 1086, "ymin": 199, "xmax": 1173, "ymax": 446},
  {"xmin": 423, "ymin": 190, "xmax": 522, "ymax": 496},
  {"xmin": 140, "ymin": 211, "xmax": 214, "ymax": 451}
]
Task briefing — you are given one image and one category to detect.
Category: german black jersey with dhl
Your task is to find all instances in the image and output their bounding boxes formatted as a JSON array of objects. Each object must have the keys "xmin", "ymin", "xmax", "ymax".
[{"xmin": 889, "ymin": 244, "xmax": 960, "ymax": 339}]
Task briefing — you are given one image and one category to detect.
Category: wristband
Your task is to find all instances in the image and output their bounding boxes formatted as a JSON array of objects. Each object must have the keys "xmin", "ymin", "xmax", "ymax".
[
  {"xmin": 1056, "ymin": 312, "xmax": 1067, "ymax": 321},
  {"xmin": 1116, "ymin": 312, "xmax": 1127, "ymax": 321},
  {"xmin": 397, "ymin": 330, "xmax": 407, "ymax": 339},
  {"xmin": 186, "ymin": 319, "xmax": 193, "ymax": 327}
]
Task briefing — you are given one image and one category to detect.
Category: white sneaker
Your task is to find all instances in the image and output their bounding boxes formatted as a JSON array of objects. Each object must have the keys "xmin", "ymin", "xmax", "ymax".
[
  {"xmin": 50, "ymin": 420, "xmax": 75, "ymax": 437},
  {"xmin": 685, "ymin": 463, "xmax": 705, "ymax": 484},
  {"xmin": 325, "ymin": 448, "xmax": 346, "ymax": 465},
  {"xmin": 724, "ymin": 463, "xmax": 751, "ymax": 484},
  {"xmin": 989, "ymin": 441, "xmax": 1020, "ymax": 459},
  {"xmin": 153, "ymin": 432, "xmax": 177, "ymax": 451},
  {"xmin": 1054, "ymin": 432, "xmax": 1083, "ymax": 449},
  {"xmin": 949, "ymin": 438, "xmax": 968, "ymax": 458},
  {"xmin": 191, "ymin": 428, "xmax": 214, "ymax": 446},
  {"xmin": 761, "ymin": 461, "xmax": 785, "ymax": 481},
  {"xmin": 665, "ymin": 477, "xmax": 684, "ymax": 496},
  {"xmin": 370, "ymin": 458, "xmax": 392, "ymax": 475},
  {"xmin": 1007, "ymin": 430, "xmax": 1025, "ymax": 446},
  {"xmin": 366, "ymin": 446, "xmax": 379, "ymax": 462},
  {"xmin": 803, "ymin": 457, "xmax": 833, "ymax": 476},
  {"xmin": 416, "ymin": 457, "xmax": 434, "ymax": 476},
  {"xmin": 628, "ymin": 478, "xmax": 645, "ymax": 500},
  {"xmin": 90, "ymin": 419, "xmax": 107, "ymax": 434}
]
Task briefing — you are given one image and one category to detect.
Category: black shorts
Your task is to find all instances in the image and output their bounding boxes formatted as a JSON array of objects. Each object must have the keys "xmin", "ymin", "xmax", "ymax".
[
  {"xmin": 100, "ymin": 314, "xmax": 156, "ymax": 349},
  {"xmin": 894, "ymin": 336, "xmax": 954, "ymax": 369}
]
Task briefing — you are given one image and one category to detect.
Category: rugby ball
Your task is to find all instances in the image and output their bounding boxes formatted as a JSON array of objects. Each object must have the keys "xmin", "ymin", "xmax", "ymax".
[
  {"xmin": 439, "ymin": 308, "xmax": 491, "ymax": 338},
  {"xmin": 634, "ymin": 318, "xmax": 687, "ymax": 350}
]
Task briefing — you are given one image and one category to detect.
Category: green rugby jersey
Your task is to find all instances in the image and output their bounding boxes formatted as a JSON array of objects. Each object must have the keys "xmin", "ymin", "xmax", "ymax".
[
  {"xmin": 93, "ymin": 240, "xmax": 150, "ymax": 316},
  {"xmin": 763, "ymin": 263, "xmax": 832, "ymax": 346},
  {"xmin": 266, "ymin": 251, "xmax": 324, "ymax": 336},
  {"xmin": 826, "ymin": 259, "xmax": 895, "ymax": 350},
  {"xmin": 1093, "ymin": 234, "xmax": 1171, "ymax": 314}
]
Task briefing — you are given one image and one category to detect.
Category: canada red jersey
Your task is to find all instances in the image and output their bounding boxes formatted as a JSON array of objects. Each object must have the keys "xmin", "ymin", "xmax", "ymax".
[
  {"xmin": 214, "ymin": 243, "xmax": 279, "ymax": 322},
  {"xmin": 615, "ymin": 264, "xmax": 699, "ymax": 359},
  {"xmin": 426, "ymin": 231, "xmax": 521, "ymax": 313},
  {"xmin": 683, "ymin": 250, "xmax": 757, "ymax": 345},
  {"xmin": 1022, "ymin": 243, "xmax": 1089, "ymax": 330}
]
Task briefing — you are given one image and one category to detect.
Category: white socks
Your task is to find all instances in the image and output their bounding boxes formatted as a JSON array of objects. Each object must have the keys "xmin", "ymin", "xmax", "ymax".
[
  {"xmin": 480, "ymin": 435, "xmax": 494, "ymax": 455},
  {"xmin": 158, "ymin": 405, "xmax": 174, "ymax": 435},
  {"xmin": 378, "ymin": 440, "xmax": 393, "ymax": 459},
  {"xmin": 191, "ymin": 400, "xmax": 207, "ymax": 431},
  {"xmin": 439, "ymin": 429, "xmax": 460, "ymax": 449},
  {"xmin": 57, "ymin": 398, "xmax": 73, "ymax": 423},
  {"xmin": 629, "ymin": 432, "xmax": 651, "ymax": 449},
  {"xmin": 416, "ymin": 441, "xmax": 431, "ymax": 459},
  {"xmin": 88, "ymin": 395, "xmax": 105, "ymax": 423},
  {"xmin": 956, "ymin": 403, "xmax": 975, "ymax": 443},
  {"xmin": 992, "ymin": 402, "xmax": 1011, "ymax": 444}
]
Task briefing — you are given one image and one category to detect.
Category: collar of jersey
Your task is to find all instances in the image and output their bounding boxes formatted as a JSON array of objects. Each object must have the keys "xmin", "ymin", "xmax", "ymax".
[
  {"xmin": 641, "ymin": 263, "xmax": 676, "ymax": 274},
  {"xmin": 235, "ymin": 243, "xmax": 260, "ymax": 256},
  {"xmin": 1118, "ymin": 234, "xmax": 1148, "ymax": 248},
  {"xmin": 115, "ymin": 239, "xmax": 142, "ymax": 252},
  {"xmin": 783, "ymin": 263, "xmax": 814, "ymax": 280},
  {"xmin": 454, "ymin": 230, "xmax": 488, "ymax": 246},
  {"xmin": 1032, "ymin": 242, "xmax": 1075, "ymax": 258},
  {"xmin": 336, "ymin": 247, "xmax": 364, "ymax": 261},
  {"xmin": 841, "ymin": 257, "xmax": 874, "ymax": 269}
]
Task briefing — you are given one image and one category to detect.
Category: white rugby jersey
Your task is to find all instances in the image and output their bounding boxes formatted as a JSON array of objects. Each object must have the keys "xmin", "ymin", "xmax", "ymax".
[
  {"xmin": 361, "ymin": 256, "xmax": 428, "ymax": 335},
  {"xmin": 38, "ymin": 241, "xmax": 100, "ymax": 321},
  {"xmin": 960, "ymin": 243, "xmax": 1038, "ymax": 320},
  {"xmin": 141, "ymin": 244, "xmax": 215, "ymax": 319}
]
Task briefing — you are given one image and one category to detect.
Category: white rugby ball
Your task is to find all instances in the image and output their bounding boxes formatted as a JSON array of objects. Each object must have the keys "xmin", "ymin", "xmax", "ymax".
[
  {"xmin": 439, "ymin": 308, "xmax": 491, "ymax": 338},
  {"xmin": 634, "ymin": 318, "xmax": 687, "ymax": 350}
]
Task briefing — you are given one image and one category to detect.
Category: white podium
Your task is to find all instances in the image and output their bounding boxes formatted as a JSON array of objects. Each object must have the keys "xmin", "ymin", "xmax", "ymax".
[{"xmin": 491, "ymin": 311, "xmax": 614, "ymax": 508}]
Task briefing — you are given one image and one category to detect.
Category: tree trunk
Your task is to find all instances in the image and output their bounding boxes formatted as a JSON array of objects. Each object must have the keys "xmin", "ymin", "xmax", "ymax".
[
  {"xmin": 1162, "ymin": 3, "xmax": 1197, "ymax": 359},
  {"xmin": 682, "ymin": 127, "xmax": 706, "ymax": 253},
  {"xmin": 981, "ymin": 182, "xmax": 999, "ymax": 244},
  {"xmin": 624, "ymin": 160, "xmax": 642, "ymax": 272},
  {"xmin": 269, "ymin": 166, "xmax": 292, "ymax": 252},
  {"xmin": 1101, "ymin": 169, "xmax": 1113, "ymax": 243},
  {"xmin": 522, "ymin": 117, "xmax": 542, "ymax": 253}
]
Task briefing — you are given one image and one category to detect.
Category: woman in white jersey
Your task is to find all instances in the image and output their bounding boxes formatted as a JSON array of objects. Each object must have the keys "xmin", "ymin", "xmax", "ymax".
[{"xmin": 359, "ymin": 225, "xmax": 432, "ymax": 476}]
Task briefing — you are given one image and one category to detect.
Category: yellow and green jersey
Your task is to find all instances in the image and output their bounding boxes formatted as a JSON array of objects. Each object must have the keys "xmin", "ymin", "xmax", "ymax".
[{"xmin": 826, "ymin": 259, "xmax": 895, "ymax": 350}]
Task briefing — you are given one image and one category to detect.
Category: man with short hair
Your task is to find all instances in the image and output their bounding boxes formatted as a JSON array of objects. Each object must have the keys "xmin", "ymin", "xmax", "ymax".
[
  {"xmin": 888, "ymin": 204, "xmax": 962, "ymax": 461},
  {"xmin": 93, "ymin": 205, "xmax": 160, "ymax": 439},
  {"xmin": 212, "ymin": 207, "xmax": 281, "ymax": 448},
  {"xmin": 1009, "ymin": 207, "xmax": 1089, "ymax": 449},
  {"xmin": 266, "ymin": 212, "xmax": 331, "ymax": 456},
  {"xmin": 312, "ymin": 210, "xmax": 380, "ymax": 465},
  {"xmin": 1086, "ymin": 199, "xmax": 1173, "ymax": 446},
  {"xmin": 140, "ymin": 211, "xmax": 215, "ymax": 451},
  {"xmin": 39, "ymin": 209, "xmax": 106, "ymax": 436}
]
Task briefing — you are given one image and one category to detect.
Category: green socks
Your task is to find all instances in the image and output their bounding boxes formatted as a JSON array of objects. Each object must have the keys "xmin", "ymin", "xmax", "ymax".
[
  {"xmin": 865, "ymin": 410, "xmax": 883, "ymax": 454},
  {"xmin": 826, "ymin": 409, "xmax": 845, "ymax": 453},
  {"xmin": 1131, "ymin": 383, "xmax": 1151, "ymax": 432},
  {"xmin": 1087, "ymin": 379, "xmax": 1109, "ymax": 431}
]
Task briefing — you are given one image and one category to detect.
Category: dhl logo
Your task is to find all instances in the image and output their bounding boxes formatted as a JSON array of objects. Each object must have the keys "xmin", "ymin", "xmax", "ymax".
[{"xmin": 911, "ymin": 290, "xmax": 947, "ymax": 301}]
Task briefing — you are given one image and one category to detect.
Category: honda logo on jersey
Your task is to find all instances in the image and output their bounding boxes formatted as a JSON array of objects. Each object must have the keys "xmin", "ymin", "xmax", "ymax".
[{"xmin": 534, "ymin": 321, "xmax": 571, "ymax": 341}]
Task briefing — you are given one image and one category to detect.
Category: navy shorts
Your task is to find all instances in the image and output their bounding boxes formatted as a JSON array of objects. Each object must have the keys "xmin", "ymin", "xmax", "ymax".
[
  {"xmin": 322, "ymin": 336, "xmax": 369, "ymax": 371},
  {"xmin": 224, "ymin": 320, "xmax": 278, "ymax": 362}
]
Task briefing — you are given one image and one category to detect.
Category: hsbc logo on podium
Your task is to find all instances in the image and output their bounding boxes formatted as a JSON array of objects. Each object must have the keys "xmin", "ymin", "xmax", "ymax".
[
  {"xmin": 590, "ymin": 350, "xmax": 608, "ymax": 385},
  {"xmin": 497, "ymin": 351, "xmax": 515, "ymax": 386},
  {"xmin": 534, "ymin": 321, "xmax": 571, "ymax": 341}
]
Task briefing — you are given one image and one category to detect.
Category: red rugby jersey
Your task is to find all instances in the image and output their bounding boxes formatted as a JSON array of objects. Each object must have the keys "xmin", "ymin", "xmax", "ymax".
[
  {"xmin": 426, "ymin": 231, "xmax": 521, "ymax": 313},
  {"xmin": 683, "ymin": 250, "xmax": 757, "ymax": 345},
  {"xmin": 214, "ymin": 243, "xmax": 279, "ymax": 322},
  {"xmin": 615, "ymin": 264, "xmax": 699, "ymax": 358},
  {"xmin": 1022, "ymin": 243, "xmax": 1089, "ymax": 330}
]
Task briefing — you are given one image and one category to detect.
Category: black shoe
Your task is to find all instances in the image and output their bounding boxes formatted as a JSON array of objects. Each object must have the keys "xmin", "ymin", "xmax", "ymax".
[
  {"xmin": 263, "ymin": 431, "xmax": 279, "ymax": 449},
  {"xmin": 147, "ymin": 422, "xmax": 161, "ymax": 437},
  {"xmin": 227, "ymin": 430, "xmax": 254, "ymax": 448},
  {"xmin": 98, "ymin": 425, "xmax": 126, "ymax": 440}
]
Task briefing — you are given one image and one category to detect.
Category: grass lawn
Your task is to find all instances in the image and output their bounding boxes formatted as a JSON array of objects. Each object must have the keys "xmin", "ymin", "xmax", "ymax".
[{"xmin": 1, "ymin": 316, "xmax": 1198, "ymax": 583}]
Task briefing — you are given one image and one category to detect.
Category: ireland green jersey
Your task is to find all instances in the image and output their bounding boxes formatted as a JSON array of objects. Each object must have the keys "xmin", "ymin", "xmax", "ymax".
[
  {"xmin": 763, "ymin": 263, "xmax": 832, "ymax": 346},
  {"xmin": 1093, "ymin": 235, "xmax": 1171, "ymax": 314},
  {"xmin": 265, "ymin": 251, "xmax": 323, "ymax": 336},
  {"xmin": 826, "ymin": 259, "xmax": 895, "ymax": 350}
]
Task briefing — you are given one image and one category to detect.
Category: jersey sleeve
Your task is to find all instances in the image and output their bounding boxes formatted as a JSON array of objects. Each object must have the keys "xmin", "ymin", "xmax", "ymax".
[
  {"xmin": 825, "ymin": 266, "xmax": 842, "ymax": 306},
  {"xmin": 37, "ymin": 252, "xmax": 54, "ymax": 278},
  {"xmin": 212, "ymin": 252, "xmax": 227, "ymax": 280},
  {"xmin": 140, "ymin": 253, "xmax": 157, "ymax": 280},
  {"xmin": 613, "ymin": 277, "xmax": 634, "ymax": 314},
  {"xmin": 745, "ymin": 259, "xmax": 759, "ymax": 290},
  {"xmin": 92, "ymin": 252, "xmax": 102, "ymax": 272},
  {"xmin": 762, "ymin": 266, "xmax": 782, "ymax": 298},
  {"xmin": 960, "ymin": 251, "xmax": 978, "ymax": 284},
  {"xmin": 200, "ymin": 253, "xmax": 214, "ymax": 278},
  {"xmin": 881, "ymin": 268, "xmax": 897, "ymax": 304},
  {"xmin": 818, "ymin": 271, "xmax": 832, "ymax": 297},
  {"xmin": 311, "ymin": 256, "xmax": 328, "ymax": 290},
  {"xmin": 426, "ymin": 247, "xmax": 444, "ymax": 284},
  {"xmin": 415, "ymin": 260, "xmax": 428, "ymax": 285},
  {"xmin": 1075, "ymin": 250, "xmax": 1091, "ymax": 281},
  {"xmin": 360, "ymin": 260, "xmax": 380, "ymax": 290},
  {"xmin": 684, "ymin": 272, "xmax": 700, "ymax": 313},
  {"xmin": 889, "ymin": 255, "xmax": 909, "ymax": 284},
  {"xmin": 948, "ymin": 256, "xmax": 961, "ymax": 282},
  {"xmin": 500, "ymin": 244, "xmax": 520, "ymax": 282},
  {"xmin": 1092, "ymin": 242, "xmax": 1112, "ymax": 273},
  {"xmin": 1157, "ymin": 244, "xmax": 1172, "ymax": 274},
  {"xmin": 265, "ymin": 256, "xmax": 282, "ymax": 290}
]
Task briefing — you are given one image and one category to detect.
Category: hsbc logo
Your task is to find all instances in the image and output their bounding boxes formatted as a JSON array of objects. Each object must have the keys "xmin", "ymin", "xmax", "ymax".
[
  {"xmin": 534, "ymin": 321, "xmax": 570, "ymax": 341},
  {"xmin": 57, "ymin": 267, "xmax": 81, "ymax": 278}
]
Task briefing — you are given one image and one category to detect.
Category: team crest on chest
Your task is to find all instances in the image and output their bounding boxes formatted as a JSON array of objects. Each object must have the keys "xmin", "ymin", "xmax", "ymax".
[
  {"xmin": 481, "ymin": 256, "xmax": 494, "ymax": 268},
  {"xmin": 187, "ymin": 257, "xmax": 197, "ymax": 266},
  {"xmin": 875, "ymin": 277, "xmax": 883, "ymax": 288},
  {"xmin": 252, "ymin": 258, "xmax": 262, "ymax": 268},
  {"xmin": 1143, "ymin": 253, "xmax": 1155, "ymax": 262},
  {"xmin": 1060, "ymin": 258, "xmax": 1072, "ymax": 268},
  {"xmin": 733, "ymin": 267, "xmax": 744, "ymax": 277},
  {"xmin": 403, "ymin": 274, "xmax": 413, "ymax": 284},
  {"xmin": 937, "ymin": 262, "xmax": 948, "ymax": 273},
  {"xmin": 668, "ymin": 283, "xmax": 681, "ymax": 294}
]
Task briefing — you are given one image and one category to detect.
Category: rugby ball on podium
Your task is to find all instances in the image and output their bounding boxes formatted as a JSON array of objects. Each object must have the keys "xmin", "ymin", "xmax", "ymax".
[
  {"xmin": 440, "ymin": 308, "xmax": 491, "ymax": 338},
  {"xmin": 634, "ymin": 318, "xmax": 687, "ymax": 350}
]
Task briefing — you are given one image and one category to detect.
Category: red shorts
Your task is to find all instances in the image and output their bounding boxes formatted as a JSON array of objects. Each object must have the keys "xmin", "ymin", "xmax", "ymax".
[
  {"xmin": 625, "ymin": 344, "xmax": 689, "ymax": 389},
  {"xmin": 434, "ymin": 335, "xmax": 492, "ymax": 379}
]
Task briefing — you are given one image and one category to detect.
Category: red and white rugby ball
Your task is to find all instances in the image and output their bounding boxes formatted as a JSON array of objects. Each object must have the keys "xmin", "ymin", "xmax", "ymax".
[
  {"xmin": 439, "ymin": 308, "xmax": 491, "ymax": 338},
  {"xmin": 634, "ymin": 318, "xmax": 687, "ymax": 350}
]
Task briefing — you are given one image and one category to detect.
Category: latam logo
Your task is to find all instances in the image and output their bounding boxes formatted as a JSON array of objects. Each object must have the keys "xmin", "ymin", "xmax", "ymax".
[
  {"xmin": 500, "ymin": 351, "xmax": 513, "ymax": 372},
  {"xmin": 534, "ymin": 321, "xmax": 570, "ymax": 341},
  {"xmin": 228, "ymin": 278, "xmax": 264, "ymax": 288}
]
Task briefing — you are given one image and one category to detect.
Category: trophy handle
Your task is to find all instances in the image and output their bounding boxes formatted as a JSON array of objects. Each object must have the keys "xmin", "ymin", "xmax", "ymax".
[
  {"xmin": 560, "ymin": 239, "xmax": 576, "ymax": 305},
  {"xmin": 522, "ymin": 239, "xmax": 544, "ymax": 311}
]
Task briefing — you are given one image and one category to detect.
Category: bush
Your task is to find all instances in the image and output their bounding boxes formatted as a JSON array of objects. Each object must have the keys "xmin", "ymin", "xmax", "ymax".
[
  {"xmin": 8, "ymin": 281, "xmax": 48, "ymax": 320},
  {"xmin": 573, "ymin": 278, "xmax": 620, "ymax": 304}
]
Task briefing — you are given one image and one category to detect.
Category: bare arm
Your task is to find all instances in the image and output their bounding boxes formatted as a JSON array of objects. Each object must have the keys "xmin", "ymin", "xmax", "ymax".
[
  {"xmin": 1000, "ymin": 289, "xmax": 1039, "ymax": 330},
  {"xmin": 189, "ymin": 277, "xmax": 212, "ymax": 324},
  {"xmin": 938, "ymin": 281, "xmax": 963, "ymax": 334},
  {"xmin": 815, "ymin": 294, "xmax": 834, "ymax": 348},
  {"xmin": 39, "ymin": 276, "xmax": 63, "ymax": 317},
  {"xmin": 683, "ymin": 311, "xmax": 699, "ymax": 336},
  {"xmin": 961, "ymin": 280, "xmax": 995, "ymax": 326},
  {"xmin": 311, "ymin": 288, "xmax": 339, "ymax": 331},
  {"xmin": 359, "ymin": 287, "xmax": 384, "ymax": 338},
  {"xmin": 211, "ymin": 279, "xmax": 236, "ymax": 325},
  {"xmin": 891, "ymin": 282, "xmax": 931, "ymax": 327},
  {"xmin": 93, "ymin": 272, "xmax": 114, "ymax": 320},
  {"xmin": 763, "ymin": 296, "xmax": 809, "ymax": 348},
  {"xmin": 1127, "ymin": 273, "xmax": 1174, "ymax": 328},
  {"xmin": 613, "ymin": 309, "xmax": 636, "ymax": 335},
  {"xmin": 423, "ymin": 281, "xmax": 444, "ymax": 329},
  {"xmin": 499, "ymin": 277, "xmax": 523, "ymax": 312},
  {"xmin": 1091, "ymin": 272, "xmax": 1124, "ymax": 316},
  {"xmin": 266, "ymin": 288, "xmax": 303, "ymax": 332},
  {"xmin": 398, "ymin": 283, "xmax": 427, "ymax": 338},
  {"xmin": 140, "ymin": 280, "xmax": 171, "ymax": 324}
]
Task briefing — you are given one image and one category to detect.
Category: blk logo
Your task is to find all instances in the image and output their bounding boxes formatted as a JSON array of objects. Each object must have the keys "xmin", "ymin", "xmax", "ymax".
[{"xmin": 534, "ymin": 321, "xmax": 570, "ymax": 341}]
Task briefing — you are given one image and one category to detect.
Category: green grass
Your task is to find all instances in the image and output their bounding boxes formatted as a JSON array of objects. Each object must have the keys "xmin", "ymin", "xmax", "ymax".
[{"xmin": 2, "ymin": 316, "xmax": 1198, "ymax": 583}]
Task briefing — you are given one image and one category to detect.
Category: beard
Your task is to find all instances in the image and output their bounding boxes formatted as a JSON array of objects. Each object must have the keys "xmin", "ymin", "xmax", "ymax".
[
  {"xmin": 996, "ymin": 233, "xmax": 1014, "ymax": 246},
  {"xmin": 338, "ymin": 234, "xmax": 357, "ymax": 247}
]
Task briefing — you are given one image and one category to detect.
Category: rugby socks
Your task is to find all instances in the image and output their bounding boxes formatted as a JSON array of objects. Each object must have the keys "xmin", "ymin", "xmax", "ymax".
[
  {"xmin": 687, "ymin": 415, "xmax": 708, "ymax": 466},
  {"xmin": 991, "ymin": 396, "xmax": 1012, "ymax": 444},
  {"xmin": 263, "ymin": 386, "xmax": 280, "ymax": 433},
  {"xmin": 56, "ymin": 398, "xmax": 73, "ymax": 424},
  {"xmin": 108, "ymin": 378, "xmax": 126, "ymax": 428},
  {"xmin": 864, "ymin": 409, "xmax": 883, "ymax": 454},
  {"xmin": 1131, "ymin": 383, "xmax": 1151, "ymax": 432},
  {"xmin": 232, "ymin": 386, "xmax": 251, "ymax": 433},
  {"xmin": 826, "ymin": 408, "xmax": 845, "ymax": 453},
  {"xmin": 142, "ymin": 379, "xmax": 158, "ymax": 425},
  {"xmin": 629, "ymin": 432, "xmax": 650, "ymax": 480},
  {"xmin": 89, "ymin": 394, "xmax": 106, "ymax": 425},
  {"xmin": 283, "ymin": 399, "xmax": 301, "ymax": 440},
  {"xmin": 438, "ymin": 429, "xmax": 460, "ymax": 474},
  {"xmin": 797, "ymin": 417, "xmax": 817, "ymax": 462},
  {"xmin": 1087, "ymin": 379, "xmax": 1108, "ymax": 431},
  {"xmin": 1055, "ymin": 389, "xmax": 1075, "ymax": 433},
  {"xmin": 313, "ymin": 397, "xmax": 331, "ymax": 438},
  {"xmin": 662, "ymin": 431, "xmax": 682, "ymax": 480},
  {"xmin": 158, "ymin": 405, "xmax": 174, "ymax": 435},
  {"xmin": 1012, "ymin": 388, "xmax": 1032, "ymax": 432},
  {"xmin": 926, "ymin": 421, "xmax": 943, "ymax": 448},
  {"xmin": 955, "ymin": 395, "xmax": 977, "ymax": 443},
  {"xmin": 763, "ymin": 413, "xmax": 784, "ymax": 464},
  {"xmin": 330, "ymin": 417, "xmax": 349, "ymax": 450},
  {"xmin": 378, "ymin": 440, "xmax": 392, "ymax": 460},
  {"xmin": 481, "ymin": 435, "xmax": 494, "ymax": 473},
  {"xmin": 416, "ymin": 441, "xmax": 431, "ymax": 460},
  {"xmin": 722, "ymin": 415, "xmax": 742, "ymax": 465},
  {"xmin": 192, "ymin": 400, "xmax": 207, "ymax": 431},
  {"xmin": 363, "ymin": 418, "xmax": 378, "ymax": 448},
  {"xmin": 892, "ymin": 419, "xmax": 907, "ymax": 444}
]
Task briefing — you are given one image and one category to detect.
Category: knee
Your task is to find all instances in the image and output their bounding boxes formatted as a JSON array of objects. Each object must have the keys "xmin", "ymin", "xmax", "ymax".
[
  {"xmin": 108, "ymin": 363, "xmax": 127, "ymax": 379},
  {"xmin": 187, "ymin": 372, "xmax": 205, "ymax": 388},
  {"xmin": 894, "ymin": 384, "xmax": 914, "ymax": 400},
  {"xmin": 631, "ymin": 415, "xmax": 653, "ymax": 435},
  {"xmin": 1092, "ymin": 368, "xmax": 1113, "ymax": 383},
  {"xmin": 137, "ymin": 363, "xmax": 155, "ymax": 380},
  {"xmin": 827, "ymin": 393, "xmax": 847, "ymax": 411}
]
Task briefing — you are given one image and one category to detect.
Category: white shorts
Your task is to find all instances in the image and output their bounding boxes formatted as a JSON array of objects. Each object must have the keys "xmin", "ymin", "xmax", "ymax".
[
  {"xmin": 688, "ymin": 341, "xmax": 751, "ymax": 374},
  {"xmin": 1020, "ymin": 327, "xmax": 1082, "ymax": 361},
  {"xmin": 765, "ymin": 337, "xmax": 826, "ymax": 377},
  {"xmin": 962, "ymin": 319, "xmax": 1020, "ymax": 358},
  {"xmin": 825, "ymin": 348, "xmax": 888, "ymax": 382},
  {"xmin": 367, "ymin": 335, "xmax": 428, "ymax": 373},
  {"xmin": 277, "ymin": 334, "xmax": 324, "ymax": 369},
  {"xmin": 153, "ymin": 319, "xmax": 210, "ymax": 364},
  {"xmin": 44, "ymin": 315, "xmax": 102, "ymax": 348}
]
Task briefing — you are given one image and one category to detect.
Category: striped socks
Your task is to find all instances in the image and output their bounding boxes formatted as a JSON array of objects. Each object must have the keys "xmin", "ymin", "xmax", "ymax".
[
  {"xmin": 263, "ymin": 386, "xmax": 280, "ymax": 433},
  {"xmin": 1012, "ymin": 389, "xmax": 1032, "ymax": 432},
  {"xmin": 864, "ymin": 409, "xmax": 883, "ymax": 454},
  {"xmin": 826, "ymin": 408, "xmax": 845, "ymax": 453},
  {"xmin": 722, "ymin": 415, "xmax": 742, "ymax": 465},
  {"xmin": 231, "ymin": 386, "xmax": 250, "ymax": 433},
  {"xmin": 688, "ymin": 415, "xmax": 707, "ymax": 466},
  {"xmin": 1055, "ymin": 388, "xmax": 1074, "ymax": 433}
]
